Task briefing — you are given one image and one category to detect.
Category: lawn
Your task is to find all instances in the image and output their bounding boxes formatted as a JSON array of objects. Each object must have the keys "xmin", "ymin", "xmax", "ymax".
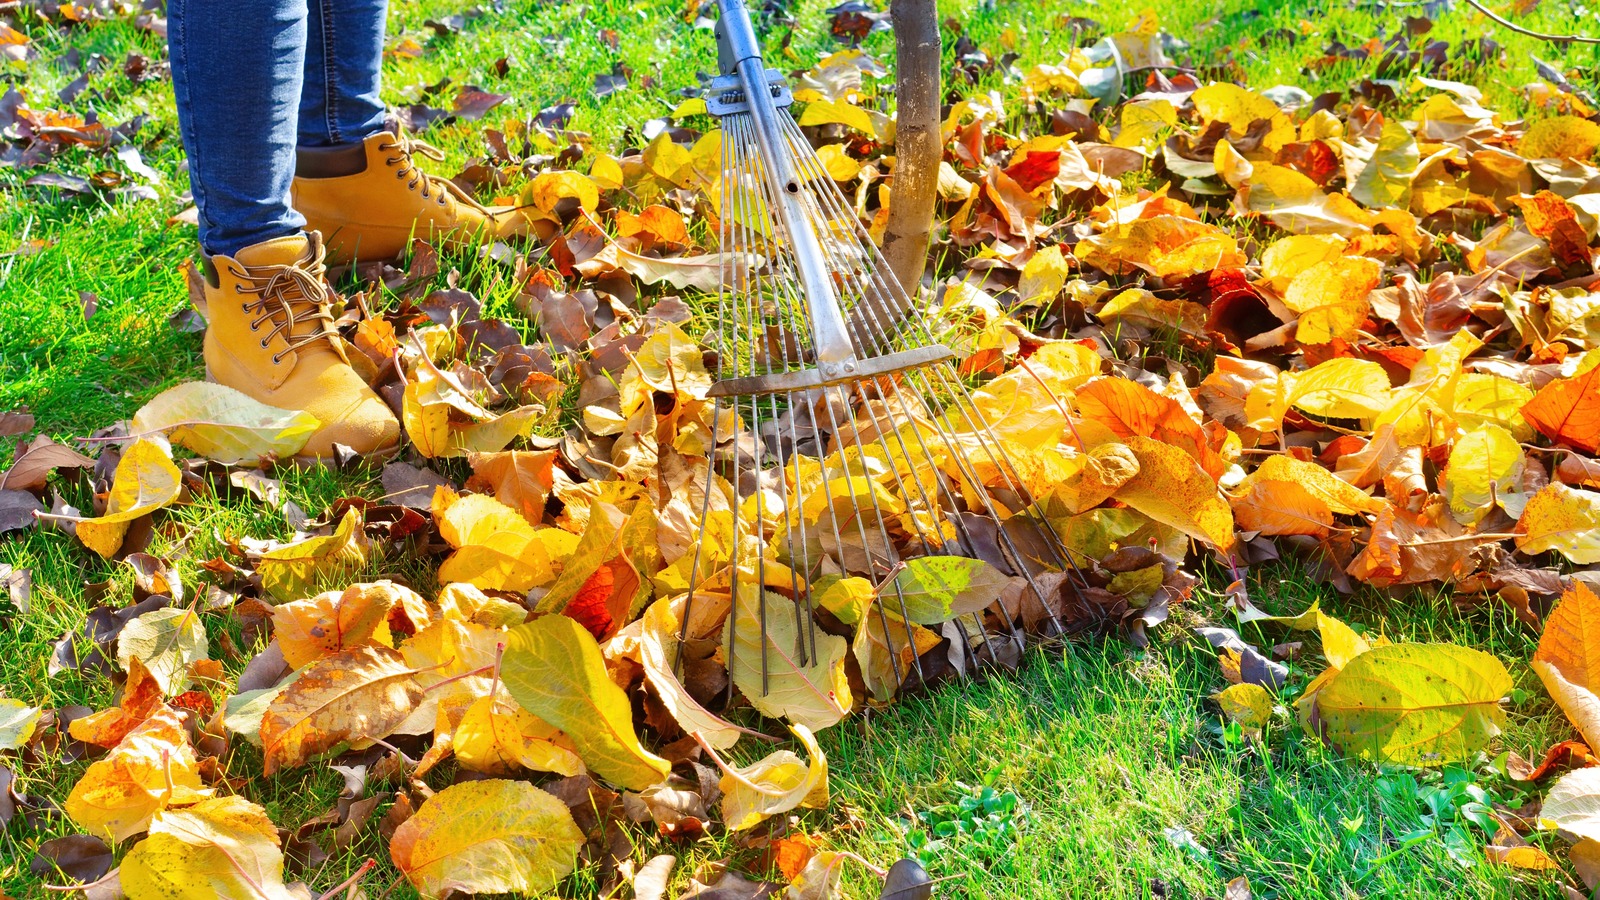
[{"xmin": 3, "ymin": 0, "xmax": 1599, "ymax": 897}]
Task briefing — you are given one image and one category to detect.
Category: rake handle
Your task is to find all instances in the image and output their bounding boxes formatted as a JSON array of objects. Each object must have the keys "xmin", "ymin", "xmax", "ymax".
[{"xmin": 716, "ymin": 0, "xmax": 860, "ymax": 376}]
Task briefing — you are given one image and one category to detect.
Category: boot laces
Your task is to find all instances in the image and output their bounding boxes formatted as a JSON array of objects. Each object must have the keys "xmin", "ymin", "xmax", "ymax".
[
  {"xmin": 228, "ymin": 243, "xmax": 339, "ymax": 364},
  {"xmin": 379, "ymin": 134, "xmax": 488, "ymax": 211}
]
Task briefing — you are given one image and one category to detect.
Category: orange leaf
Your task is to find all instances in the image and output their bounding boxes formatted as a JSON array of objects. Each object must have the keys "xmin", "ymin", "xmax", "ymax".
[
  {"xmin": 1522, "ymin": 353, "xmax": 1600, "ymax": 453},
  {"xmin": 1514, "ymin": 191, "xmax": 1592, "ymax": 268},
  {"xmin": 1533, "ymin": 584, "xmax": 1600, "ymax": 750},
  {"xmin": 68, "ymin": 657, "xmax": 165, "ymax": 748},
  {"xmin": 1074, "ymin": 377, "xmax": 1224, "ymax": 479}
]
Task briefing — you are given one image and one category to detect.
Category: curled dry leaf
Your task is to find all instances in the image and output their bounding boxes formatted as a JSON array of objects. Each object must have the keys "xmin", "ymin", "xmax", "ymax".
[
  {"xmin": 259, "ymin": 645, "xmax": 424, "ymax": 774},
  {"xmin": 257, "ymin": 508, "xmax": 370, "ymax": 602},
  {"xmin": 715, "ymin": 725, "xmax": 829, "ymax": 832},
  {"xmin": 1532, "ymin": 584, "xmax": 1600, "ymax": 750},
  {"xmin": 76, "ymin": 439, "xmax": 182, "ymax": 558},
  {"xmin": 129, "ymin": 381, "xmax": 318, "ymax": 464},
  {"xmin": 390, "ymin": 778, "xmax": 584, "ymax": 899}
]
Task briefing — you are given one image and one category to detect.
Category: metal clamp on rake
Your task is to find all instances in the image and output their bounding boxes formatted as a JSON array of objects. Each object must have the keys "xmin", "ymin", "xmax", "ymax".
[{"xmin": 679, "ymin": 0, "xmax": 1089, "ymax": 703}]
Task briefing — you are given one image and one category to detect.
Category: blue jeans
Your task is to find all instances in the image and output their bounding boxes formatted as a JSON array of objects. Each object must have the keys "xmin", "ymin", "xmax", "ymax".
[{"xmin": 169, "ymin": 0, "xmax": 389, "ymax": 257}]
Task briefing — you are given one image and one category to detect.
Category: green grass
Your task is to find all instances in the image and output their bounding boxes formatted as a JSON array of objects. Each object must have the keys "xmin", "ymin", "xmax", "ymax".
[{"xmin": 3, "ymin": 0, "xmax": 1599, "ymax": 896}]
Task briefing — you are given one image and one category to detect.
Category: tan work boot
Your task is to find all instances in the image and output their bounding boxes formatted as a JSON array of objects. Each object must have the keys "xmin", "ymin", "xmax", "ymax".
[
  {"xmin": 200, "ymin": 232, "xmax": 400, "ymax": 463},
  {"xmin": 291, "ymin": 131, "xmax": 533, "ymax": 265}
]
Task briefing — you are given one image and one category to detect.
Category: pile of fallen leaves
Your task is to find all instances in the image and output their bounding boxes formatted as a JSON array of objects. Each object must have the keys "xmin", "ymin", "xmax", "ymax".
[{"xmin": 10, "ymin": 2, "xmax": 1600, "ymax": 896}]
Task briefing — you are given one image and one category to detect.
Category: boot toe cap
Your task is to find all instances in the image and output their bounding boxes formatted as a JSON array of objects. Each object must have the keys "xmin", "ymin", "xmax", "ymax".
[{"xmin": 301, "ymin": 390, "xmax": 401, "ymax": 460}]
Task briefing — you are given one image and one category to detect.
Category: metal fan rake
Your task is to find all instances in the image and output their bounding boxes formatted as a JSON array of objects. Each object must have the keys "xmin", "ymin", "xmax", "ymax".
[{"xmin": 677, "ymin": 0, "xmax": 1085, "ymax": 702}]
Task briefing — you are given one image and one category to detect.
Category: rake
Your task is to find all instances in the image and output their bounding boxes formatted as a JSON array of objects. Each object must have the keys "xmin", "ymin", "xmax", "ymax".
[{"xmin": 678, "ymin": 0, "xmax": 1083, "ymax": 700}]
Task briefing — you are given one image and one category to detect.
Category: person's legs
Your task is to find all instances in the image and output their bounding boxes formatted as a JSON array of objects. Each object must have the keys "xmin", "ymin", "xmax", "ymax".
[
  {"xmin": 169, "ymin": 0, "xmax": 307, "ymax": 256},
  {"xmin": 168, "ymin": 0, "xmax": 399, "ymax": 461},
  {"xmin": 298, "ymin": 0, "xmax": 389, "ymax": 148}
]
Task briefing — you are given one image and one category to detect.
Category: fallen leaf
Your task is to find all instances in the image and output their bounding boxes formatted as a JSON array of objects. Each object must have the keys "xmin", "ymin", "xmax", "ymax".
[
  {"xmin": 0, "ymin": 699, "xmax": 41, "ymax": 751},
  {"xmin": 1516, "ymin": 483, "xmax": 1600, "ymax": 564},
  {"xmin": 76, "ymin": 439, "xmax": 182, "ymax": 558},
  {"xmin": 881, "ymin": 556, "xmax": 1009, "ymax": 624},
  {"xmin": 257, "ymin": 508, "xmax": 370, "ymax": 602},
  {"xmin": 1540, "ymin": 767, "xmax": 1600, "ymax": 841},
  {"xmin": 116, "ymin": 606, "xmax": 207, "ymax": 695},
  {"xmin": 501, "ymin": 614, "xmax": 671, "ymax": 791},
  {"xmin": 1284, "ymin": 256, "xmax": 1382, "ymax": 344},
  {"xmin": 726, "ymin": 584, "xmax": 854, "ymax": 732},
  {"xmin": 129, "ymin": 382, "xmax": 318, "ymax": 464},
  {"xmin": 120, "ymin": 796, "xmax": 297, "ymax": 900},
  {"xmin": 717, "ymin": 725, "xmax": 829, "ymax": 831},
  {"xmin": 390, "ymin": 779, "xmax": 584, "ymax": 898},
  {"xmin": 1521, "ymin": 351, "xmax": 1600, "ymax": 453},
  {"xmin": 65, "ymin": 707, "xmax": 211, "ymax": 841},
  {"xmin": 1316, "ymin": 643, "xmax": 1512, "ymax": 765},
  {"xmin": 259, "ymin": 645, "xmax": 424, "ymax": 774},
  {"xmin": 1533, "ymin": 584, "xmax": 1600, "ymax": 749}
]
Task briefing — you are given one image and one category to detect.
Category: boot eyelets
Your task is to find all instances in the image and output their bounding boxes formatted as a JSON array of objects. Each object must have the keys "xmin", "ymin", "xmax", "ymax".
[
  {"xmin": 249, "ymin": 321, "xmax": 259, "ymax": 332},
  {"xmin": 259, "ymin": 339, "xmax": 269, "ymax": 349}
]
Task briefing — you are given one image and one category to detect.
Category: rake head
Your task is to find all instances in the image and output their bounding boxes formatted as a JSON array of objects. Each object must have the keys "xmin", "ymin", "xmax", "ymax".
[{"xmin": 679, "ymin": 0, "xmax": 1083, "ymax": 705}]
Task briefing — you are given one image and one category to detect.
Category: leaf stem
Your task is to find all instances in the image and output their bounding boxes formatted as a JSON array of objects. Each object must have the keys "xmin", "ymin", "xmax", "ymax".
[{"xmin": 317, "ymin": 858, "xmax": 378, "ymax": 900}]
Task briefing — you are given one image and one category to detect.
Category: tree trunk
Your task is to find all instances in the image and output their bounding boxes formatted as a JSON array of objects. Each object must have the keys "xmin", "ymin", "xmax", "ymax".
[{"xmin": 882, "ymin": 0, "xmax": 941, "ymax": 301}]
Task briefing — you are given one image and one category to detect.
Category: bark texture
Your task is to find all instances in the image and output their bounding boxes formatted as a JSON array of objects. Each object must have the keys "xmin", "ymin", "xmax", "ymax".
[{"xmin": 881, "ymin": 0, "xmax": 941, "ymax": 300}]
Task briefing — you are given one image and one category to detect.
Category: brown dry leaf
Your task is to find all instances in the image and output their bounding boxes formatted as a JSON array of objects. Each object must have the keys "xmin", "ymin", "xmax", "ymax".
[
  {"xmin": 1283, "ymin": 256, "xmax": 1382, "ymax": 344},
  {"xmin": 1532, "ymin": 584, "xmax": 1600, "ymax": 749},
  {"xmin": 76, "ymin": 439, "xmax": 182, "ymax": 558},
  {"xmin": 259, "ymin": 645, "xmax": 424, "ymax": 774},
  {"xmin": 257, "ymin": 508, "xmax": 370, "ymax": 602},
  {"xmin": 390, "ymin": 779, "xmax": 584, "ymax": 899},
  {"xmin": 637, "ymin": 596, "xmax": 742, "ymax": 751},
  {"xmin": 120, "ymin": 796, "xmax": 297, "ymax": 899},
  {"xmin": 65, "ymin": 707, "xmax": 211, "ymax": 842},
  {"xmin": 715, "ymin": 725, "xmax": 828, "ymax": 831}
]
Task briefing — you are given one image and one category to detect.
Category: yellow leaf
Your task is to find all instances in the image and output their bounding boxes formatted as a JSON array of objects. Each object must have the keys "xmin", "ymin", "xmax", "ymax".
[
  {"xmin": 1443, "ymin": 424, "xmax": 1524, "ymax": 524},
  {"xmin": 116, "ymin": 606, "xmax": 208, "ymax": 695},
  {"xmin": 638, "ymin": 595, "xmax": 743, "ymax": 751},
  {"xmin": 434, "ymin": 492, "xmax": 562, "ymax": 594},
  {"xmin": 1316, "ymin": 643, "xmax": 1512, "ymax": 765},
  {"xmin": 1215, "ymin": 683, "xmax": 1273, "ymax": 735},
  {"xmin": 1192, "ymin": 82, "xmax": 1282, "ymax": 134},
  {"xmin": 796, "ymin": 98, "xmax": 876, "ymax": 136},
  {"xmin": 1260, "ymin": 234, "xmax": 1347, "ymax": 293},
  {"xmin": 1520, "ymin": 115, "xmax": 1600, "ymax": 161},
  {"xmin": 1318, "ymin": 611, "xmax": 1371, "ymax": 670},
  {"xmin": 121, "ymin": 796, "xmax": 296, "ymax": 900},
  {"xmin": 852, "ymin": 610, "xmax": 942, "ymax": 701},
  {"xmin": 527, "ymin": 170, "xmax": 599, "ymax": 217},
  {"xmin": 1349, "ymin": 120, "xmax": 1419, "ymax": 209},
  {"xmin": 1532, "ymin": 584, "xmax": 1600, "ymax": 750},
  {"xmin": 259, "ymin": 645, "xmax": 423, "ymax": 774},
  {"xmin": 1095, "ymin": 287, "xmax": 1210, "ymax": 338},
  {"xmin": 1231, "ymin": 456, "xmax": 1382, "ymax": 536},
  {"xmin": 501, "ymin": 614, "xmax": 670, "ymax": 790},
  {"xmin": 1453, "ymin": 373, "xmax": 1534, "ymax": 440},
  {"xmin": 1283, "ymin": 256, "xmax": 1382, "ymax": 344},
  {"xmin": 1077, "ymin": 216, "xmax": 1247, "ymax": 278},
  {"xmin": 1017, "ymin": 247, "xmax": 1071, "ymax": 305},
  {"xmin": 448, "ymin": 691, "xmax": 582, "ymax": 776},
  {"xmin": 129, "ymin": 382, "xmax": 318, "ymax": 464},
  {"xmin": 1112, "ymin": 435, "xmax": 1235, "ymax": 551},
  {"xmin": 437, "ymin": 582, "xmax": 528, "ymax": 627},
  {"xmin": 66, "ymin": 707, "xmax": 211, "ymax": 842},
  {"xmin": 257, "ymin": 508, "xmax": 369, "ymax": 602},
  {"xmin": 810, "ymin": 575, "xmax": 875, "ymax": 626},
  {"xmin": 0, "ymin": 698, "xmax": 41, "ymax": 751},
  {"xmin": 717, "ymin": 725, "xmax": 829, "ymax": 831},
  {"xmin": 390, "ymin": 779, "xmax": 584, "ymax": 899},
  {"xmin": 76, "ymin": 439, "xmax": 182, "ymax": 558},
  {"xmin": 1516, "ymin": 483, "xmax": 1600, "ymax": 563},
  {"xmin": 726, "ymin": 583, "xmax": 854, "ymax": 731},
  {"xmin": 813, "ymin": 143, "xmax": 861, "ymax": 181},
  {"xmin": 1242, "ymin": 164, "xmax": 1375, "ymax": 237}
]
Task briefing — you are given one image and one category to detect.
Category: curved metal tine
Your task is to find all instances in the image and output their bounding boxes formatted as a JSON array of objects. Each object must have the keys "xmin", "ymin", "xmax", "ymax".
[
  {"xmin": 781, "ymin": 133, "xmax": 1001, "ymax": 671},
  {"xmin": 924, "ymin": 363, "xmax": 1086, "ymax": 584}
]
